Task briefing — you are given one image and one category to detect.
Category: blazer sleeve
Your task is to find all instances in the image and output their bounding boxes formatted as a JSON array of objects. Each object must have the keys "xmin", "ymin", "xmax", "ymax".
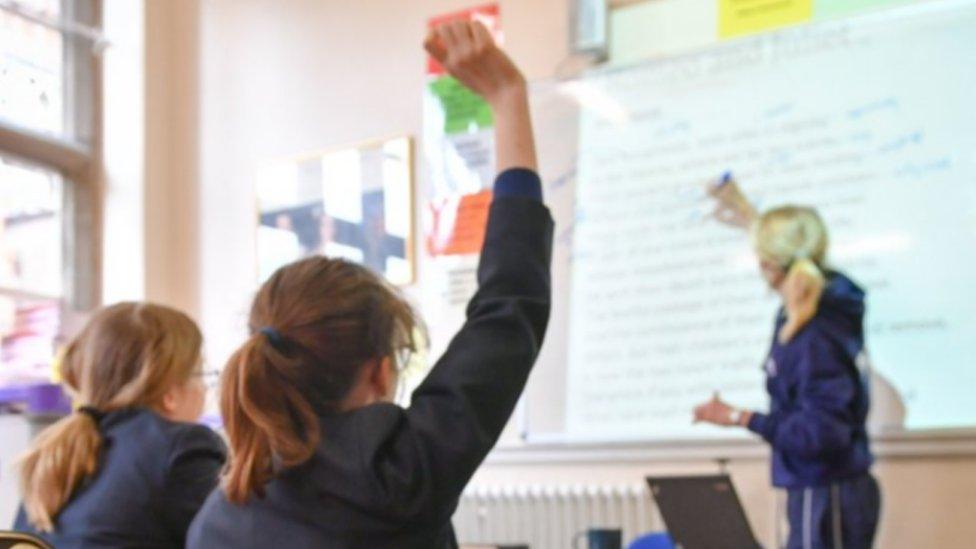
[
  {"xmin": 392, "ymin": 169, "xmax": 553, "ymax": 520},
  {"xmin": 747, "ymin": 325, "xmax": 859, "ymax": 459},
  {"xmin": 159, "ymin": 424, "xmax": 227, "ymax": 543}
]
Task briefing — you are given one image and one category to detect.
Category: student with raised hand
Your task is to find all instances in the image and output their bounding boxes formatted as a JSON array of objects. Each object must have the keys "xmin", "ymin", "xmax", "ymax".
[
  {"xmin": 14, "ymin": 302, "xmax": 226, "ymax": 549},
  {"xmin": 188, "ymin": 20, "xmax": 552, "ymax": 549},
  {"xmin": 693, "ymin": 178, "xmax": 880, "ymax": 549}
]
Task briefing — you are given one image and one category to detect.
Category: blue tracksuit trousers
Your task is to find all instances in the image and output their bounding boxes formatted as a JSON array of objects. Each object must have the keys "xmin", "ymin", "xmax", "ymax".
[{"xmin": 786, "ymin": 473, "xmax": 881, "ymax": 549}]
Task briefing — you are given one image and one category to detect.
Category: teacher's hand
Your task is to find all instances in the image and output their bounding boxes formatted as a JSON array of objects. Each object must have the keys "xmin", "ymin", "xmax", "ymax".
[
  {"xmin": 693, "ymin": 392, "xmax": 744, "ymax": 427},
  {"xmin": 707, "ymin": 177, "xmax": 758, "ymax": 229}
]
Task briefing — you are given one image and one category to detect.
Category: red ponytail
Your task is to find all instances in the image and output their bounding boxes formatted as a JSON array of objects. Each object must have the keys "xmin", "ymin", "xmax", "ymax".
[{"xmin": 220, "ymin": 257, "xmax": 417, "ymax": 502}]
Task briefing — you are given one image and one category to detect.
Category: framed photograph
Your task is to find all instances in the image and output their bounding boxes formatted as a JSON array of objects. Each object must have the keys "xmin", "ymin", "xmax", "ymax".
[{"xmin": 255, "ymin": 136, "xmax": 415, "ymax": 285}]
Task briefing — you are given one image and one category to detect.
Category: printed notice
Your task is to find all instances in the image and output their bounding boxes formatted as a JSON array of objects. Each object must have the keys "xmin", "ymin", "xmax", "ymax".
[
  {"xmin": 428, "ymin": 77, "xmax": 495, "ymax": 135},
  {"xmin": 816, "ymin": 0, "xmax": 911, "ymax": 19},
  {"xmin": 426, "ymin": 190, "xmax": 493, "ymax": 256},
  {"xmin": 719, "ymin": 0, "xmax": 813, "ymax": 38}
]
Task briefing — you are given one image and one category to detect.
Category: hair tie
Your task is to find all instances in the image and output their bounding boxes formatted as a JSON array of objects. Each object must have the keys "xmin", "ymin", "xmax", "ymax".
[
  {"xmin": 77, "ymin": 406, "xmax": 105, "ymax": 423},
  {"xmin": 259, "ymin": 326, "xmax": 284, "ymax": 347}
]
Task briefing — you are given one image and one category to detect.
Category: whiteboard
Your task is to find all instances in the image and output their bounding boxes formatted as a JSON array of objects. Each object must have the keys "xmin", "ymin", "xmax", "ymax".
[{"xmin": 517, "ymin": 0, "xmax": 976, "ymax": 445}]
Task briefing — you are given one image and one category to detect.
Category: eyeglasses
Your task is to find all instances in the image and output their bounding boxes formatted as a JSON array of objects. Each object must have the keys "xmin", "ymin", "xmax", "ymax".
[
  {"xmin": 394, "ymin": 346, "xmax": 413, "ymax": 374},
  {"xmin": 394, "ymin": 347, "xmax": 413, "ymax": 404},
  {"xmin": 394, "ymin": 343, "xmax": 436, "ymax": 405},
  {"xmin": 196, "ymin": 359, "xmax": 222, "ymax": 389}
]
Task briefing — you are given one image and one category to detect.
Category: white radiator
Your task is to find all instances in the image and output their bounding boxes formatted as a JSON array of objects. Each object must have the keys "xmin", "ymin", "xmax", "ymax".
[{"xmin": 453, "ymin": 483, "xmax": 662, "ymax": 548}]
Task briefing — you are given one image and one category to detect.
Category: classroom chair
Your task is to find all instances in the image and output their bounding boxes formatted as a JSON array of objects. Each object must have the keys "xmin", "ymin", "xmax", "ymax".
[
  {"xmin": 0, "ymin": 531, "xmax": 54, "ymax": 549},
  {"xmin": 628, "ymin": 532, "xmax": 675, "ymax": 549}
]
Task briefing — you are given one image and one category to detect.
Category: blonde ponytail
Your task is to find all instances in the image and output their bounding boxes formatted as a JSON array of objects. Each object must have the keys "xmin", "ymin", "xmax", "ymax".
[
  {"xmin": 18, "ymin": 413, "xmax": 102, "ymax": 532},
  {"xmin": 17, "ymin": 302, "xmax": 202, "ymax": 532},
  {"xmin": 752, "ymin": 206, "xmax": 831, "ymax": 343},
  {"xmin": 751, "ymin": 205, "xmax": 829, "ymax": 271}
]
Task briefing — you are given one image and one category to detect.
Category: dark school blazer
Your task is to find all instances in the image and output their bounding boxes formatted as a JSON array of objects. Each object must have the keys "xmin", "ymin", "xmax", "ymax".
[
  {"xmin": 15, "ymin": 408, "xmax": 226, "ymax": 548},
  {"xmin": 189, "ymin": 171, "xmax": 554, "ymax": 549}
]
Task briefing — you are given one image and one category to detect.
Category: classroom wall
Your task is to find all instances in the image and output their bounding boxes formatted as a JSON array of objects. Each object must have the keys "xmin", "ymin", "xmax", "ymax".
[
  {"xmin": 471, "ymin": 455, "xmax": 976, "ymax": 547},
  {"xmin": 188, "ymin": 2, "xmax": 976, "ymax": 547},
  {"xmin": 186, "ymin": 2, "xmax": 976, "ymax": 548},
  {"xmin": 0, "ymin": 417, "xmax": 31, "ymax": 526},
  {"xmin": 194, "ymin": 0, "xmax": 570, "ymax": 367},
  {"xmin": 143, "ymin": 0, "xmax": 202, "ymax": 315},
  {"xmin": 5, "ymin": 0, "xmax": 972, "ymax": 544}
]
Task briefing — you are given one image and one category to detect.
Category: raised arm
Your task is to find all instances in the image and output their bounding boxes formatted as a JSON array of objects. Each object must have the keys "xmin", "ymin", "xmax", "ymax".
[
  {"xmin": 425, "ymin": 20, "xmax": 537, "ymax": 174},
  {"xmin": 707, "ymin": 174, "xmax": 758, "ymax": 229},
  {"xmin": 388, "ymin": 22, "xmax": 551, "ymax": 519}
]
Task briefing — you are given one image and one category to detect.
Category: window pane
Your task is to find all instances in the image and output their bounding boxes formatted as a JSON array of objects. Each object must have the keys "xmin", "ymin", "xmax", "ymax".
[
  {"xmin": 20, "ymin": 0, "xmax": 60, "ymax": 16},
  {"xmin": 0, "ymin": 0, "xmax": 97, "ymax": 142},
  {"xmin": 0, "ymin": 155, "xmax": 62, "ymax": 298},
  {"xmin": 0, "ymin": 8, "xmax": 64, "ymax": 135},
  {"xmin": 0, "ymin": 295, "xmax": 59, "ymax": 386},
  {"xmin": 0, "ymin": 154, "xmax": 61, "ymax": 386}
]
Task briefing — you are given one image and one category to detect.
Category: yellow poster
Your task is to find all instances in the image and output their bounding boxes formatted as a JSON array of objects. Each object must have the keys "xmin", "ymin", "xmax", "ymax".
[{"xmin": 719, "ymin": 0, "xmax": 813, "ymax": 38}]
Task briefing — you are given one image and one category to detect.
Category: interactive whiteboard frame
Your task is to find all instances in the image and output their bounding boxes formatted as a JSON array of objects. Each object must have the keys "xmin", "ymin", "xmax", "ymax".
[{"xmin": 500, "ymin": 0, "xmax": 976, "ymax": 458}]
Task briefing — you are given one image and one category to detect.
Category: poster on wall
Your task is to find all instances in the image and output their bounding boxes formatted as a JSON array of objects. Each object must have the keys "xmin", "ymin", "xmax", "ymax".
[
  {"xmin": 424, "ymin": 3, "xmax": 501, "ymax": 200},
  {"xmin": 718, "ymin": 0, "xmax": 813, "ymax": 37},
  {"xmin": 718, "ymin": 0, "xmax": 915, "ymax": 38},
  {"xmin": 422, "ymin": 3, "xmax": 502, "ymax": 358},
  {"xmin": 815, "ymin": 0, "xmax": 912, "ymax": 18},
  {"xmin": 255, "ymin": 136, "xmax": 415, "ymax": 286}
]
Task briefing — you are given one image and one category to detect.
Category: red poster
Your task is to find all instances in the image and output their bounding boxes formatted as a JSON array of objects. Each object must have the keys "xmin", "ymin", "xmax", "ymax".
[{"xmin": 426, "ymin": 190, "xmax": 494, "ymax": 256}]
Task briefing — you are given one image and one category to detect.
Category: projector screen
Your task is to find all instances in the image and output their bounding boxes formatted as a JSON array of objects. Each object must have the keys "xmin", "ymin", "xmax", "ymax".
[{"xmin": 518, "ymin": 0, "xmax": 976, "ymax": 443}]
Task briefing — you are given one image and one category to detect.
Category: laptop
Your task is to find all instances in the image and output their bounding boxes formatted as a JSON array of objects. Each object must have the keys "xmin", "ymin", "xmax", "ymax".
[{"xmin": 646, "ymin": 475, "xmax": 762, "ymax": 549}]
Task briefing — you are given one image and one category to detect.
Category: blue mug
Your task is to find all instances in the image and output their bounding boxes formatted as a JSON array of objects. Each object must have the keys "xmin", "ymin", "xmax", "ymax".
[{"xmin": 573, "ymin": 528, "xmax": 622, "ymax": 549}]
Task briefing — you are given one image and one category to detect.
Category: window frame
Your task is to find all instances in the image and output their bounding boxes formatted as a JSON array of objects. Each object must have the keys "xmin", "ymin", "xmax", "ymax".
[{"xmin": 0, "ymin": 0, "xmax": 103, "ymax": 311}]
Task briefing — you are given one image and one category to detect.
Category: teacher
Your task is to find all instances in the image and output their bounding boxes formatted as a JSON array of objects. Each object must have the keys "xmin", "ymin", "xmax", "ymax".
[{"xmin": 692, "ymin": 177, "xmax": 881, "ymax": 549}]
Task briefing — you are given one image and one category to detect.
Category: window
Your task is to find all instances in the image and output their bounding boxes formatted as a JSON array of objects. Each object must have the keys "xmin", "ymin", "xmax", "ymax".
[
  {"xmin": 0, "ymin": 0, "xmax": 64, "ymax": 136},
  {"xmin": 0, "ymin": 155, "xmax": 62, "ymax": 297},
  {"xmin": 0, "ymin": 0, "xmax": 101, "ymax": 386}
]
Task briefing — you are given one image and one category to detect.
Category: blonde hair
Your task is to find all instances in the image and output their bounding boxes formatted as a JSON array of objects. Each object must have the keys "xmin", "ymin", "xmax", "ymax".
[
  {"xmin": 752, "ymin": 205, "xmax": 829, "ymax": 270},
  {"xmin": 18, "ymin": 302, "xmax": 202, "ymax": 532}
]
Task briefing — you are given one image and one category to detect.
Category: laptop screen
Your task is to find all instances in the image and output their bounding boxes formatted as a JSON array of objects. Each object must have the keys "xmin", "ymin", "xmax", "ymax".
[{"xmin": 646, "ymin": 475, "xmax": 761, "ymax": 549}]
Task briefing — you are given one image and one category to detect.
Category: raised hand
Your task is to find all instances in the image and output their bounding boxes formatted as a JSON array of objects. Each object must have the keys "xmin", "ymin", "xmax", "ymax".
[
  {"xmin": 425, "ymin": 19, "xmax": 537, "ymax": 173},
  {"xmin": 424, "ymin": 20, "xmax": 525, "ymax": 108},
  {"xmin": 707, "ymin": 176, "xmax": 758, "ymax": 229},
  {"xmin": 693, "ymin": 392, "xmax": 736, "ymax": 426}
]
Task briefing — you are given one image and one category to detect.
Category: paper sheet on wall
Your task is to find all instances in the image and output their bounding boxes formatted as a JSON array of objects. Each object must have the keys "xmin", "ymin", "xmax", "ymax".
[
  {"xmin": 719, "ymin": 0, "xmax": 813, "ymax": 37},
  {"xmin": 428, "ymin": 77, "xmax": 495, "ymax": 135},
  {"xmin": 426, "ymin": 190, "xmax": 493, "ymax": 257},
  {"xmin": 422, "ymin": 3, "xmax": 501, "ymax": 359},
  {"xmin": 816, "ymin": 0, "xmax": 913, "ymax": 18}
]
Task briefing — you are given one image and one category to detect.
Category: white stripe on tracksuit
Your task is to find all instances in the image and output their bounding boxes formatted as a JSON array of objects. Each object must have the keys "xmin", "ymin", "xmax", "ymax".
[
  {"xmin": 832, "ymin": 483, "xmax": 844, "ymax": 549},
  {"xmin": 802, "ymin": 484, "xmax": 844, "ymax": 549},
  {"xmin": 803, "ymin": 488, "xmax": 812, "ymax": 549}
]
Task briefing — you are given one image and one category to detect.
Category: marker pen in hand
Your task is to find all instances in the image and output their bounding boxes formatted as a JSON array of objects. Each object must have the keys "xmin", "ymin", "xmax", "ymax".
[
  {"xmin": 715, "ymin": 171, "xmax": 733, "ymax": 190},
  {"xmin": 689, "ymin": 171, "xmax": 734, "ymax": 221},
  {"xmin": 696, "ymin": 171, "xmax": 734, "ymax": 222}
]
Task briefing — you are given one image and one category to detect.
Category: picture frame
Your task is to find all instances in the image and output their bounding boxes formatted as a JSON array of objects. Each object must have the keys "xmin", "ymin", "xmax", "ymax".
[{"xmin": 255, "ymin": 135, "xmax": 415, "ymax": 286}]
